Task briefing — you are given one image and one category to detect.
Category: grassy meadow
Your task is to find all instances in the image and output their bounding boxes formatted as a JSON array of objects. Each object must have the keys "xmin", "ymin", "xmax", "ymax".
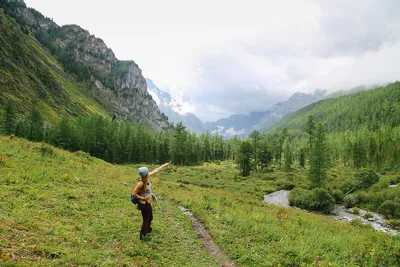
[{"xmin": 1, "ymin": 135, "xmax": 400, "ymax": 266}]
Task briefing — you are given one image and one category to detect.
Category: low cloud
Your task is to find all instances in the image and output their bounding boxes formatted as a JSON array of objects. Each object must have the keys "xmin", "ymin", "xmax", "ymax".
[{"xmin": 25, "ymin": 0, "xmax": 400, "ymax": 122}]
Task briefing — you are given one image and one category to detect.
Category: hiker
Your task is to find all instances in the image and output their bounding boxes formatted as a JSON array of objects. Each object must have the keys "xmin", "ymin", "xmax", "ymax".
[{"xmin": 132, "ymin": 162, "xmax": 170, "ymax": 240}]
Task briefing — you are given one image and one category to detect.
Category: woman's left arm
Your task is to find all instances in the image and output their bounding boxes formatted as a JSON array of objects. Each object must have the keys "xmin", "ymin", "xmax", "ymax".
[{"xmin": 149, "ymin": 162, "xmax": 170, "ymax": 176}]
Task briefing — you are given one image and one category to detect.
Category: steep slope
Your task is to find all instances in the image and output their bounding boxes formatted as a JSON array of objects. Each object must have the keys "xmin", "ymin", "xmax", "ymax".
[
  {"xmin": 0, "ymin": 0, "xmax": 169, "ymax": 131},
  {"xmin": 147, "ymin": 78, "xmax": 205, "ymax": 134},
  {"xmin": 268, "ymin": 82, "xmax": 400, "ymax": 134},
  {"xmin": 0, "ymin": 8, "xmax": 109, "ymax": 121}
]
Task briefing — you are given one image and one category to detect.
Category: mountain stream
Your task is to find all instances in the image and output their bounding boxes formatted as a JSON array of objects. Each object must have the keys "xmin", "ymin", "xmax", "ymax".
[{"xmin": 263, "ymin": 190, "xmax": 399, "ymax": 235}]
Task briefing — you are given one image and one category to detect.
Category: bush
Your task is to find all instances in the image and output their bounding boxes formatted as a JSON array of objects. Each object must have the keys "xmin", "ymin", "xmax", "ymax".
[
  {"xmin": 331, "ymin": 189, "xmax": 344, "ymax": 203},
  {"xmin": 363, "ymin": 213, "xmax": 373, "ymax": 219},
  {"xmin": 352, "ymin": 207, "xmax": 360, "ymax": 215},
  {"xmin": 354, "ymin": 169, "xmax": 379, "ymax": 190},
  {"xmin": 388, "ymin": 219, "xmax": 400, "ymax": 229},
  {"xmin": 343, "ymin": 194, "xmax": 359, "ymax": 208},
  {"xmin": 379, "ymin": 200, "xmax": 400, "ymax": 219},
  {"xmin": 289, "ymin": 188, "xmax": 335, "ymax": 213},
  {"xmin": 39, "ymin": 144, "xmax": 55, "ymax": 157}
]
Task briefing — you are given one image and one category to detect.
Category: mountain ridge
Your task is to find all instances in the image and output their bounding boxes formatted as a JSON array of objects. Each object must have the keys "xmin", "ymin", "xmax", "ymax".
[
  {"xmin": 0, "ymin": 0, "xmax": 169, "ymax": 131},
  {"xmin": 146, "ymin": 78, "xmax": 205, "ymax": 134}
]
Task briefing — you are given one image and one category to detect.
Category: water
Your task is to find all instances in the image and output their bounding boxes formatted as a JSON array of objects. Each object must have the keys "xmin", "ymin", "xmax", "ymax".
[{"xmin": 263, "ymin": 190, "xmax": 399, "ymax": 235}]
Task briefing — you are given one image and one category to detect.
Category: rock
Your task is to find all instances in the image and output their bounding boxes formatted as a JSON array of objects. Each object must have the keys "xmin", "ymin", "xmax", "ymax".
[
  {"xmin": 263, "ymin": 190, "xmax": 290, "ymax": 208},
  {"xmin": 2, "ymin": 0, "xmax": 169, "ymax": 132}
]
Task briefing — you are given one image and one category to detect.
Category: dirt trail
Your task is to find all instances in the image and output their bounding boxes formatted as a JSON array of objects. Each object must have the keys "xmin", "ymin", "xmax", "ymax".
[{"xmin": 179, "ymin": 206, "xmax": 235, "ymax": 267}]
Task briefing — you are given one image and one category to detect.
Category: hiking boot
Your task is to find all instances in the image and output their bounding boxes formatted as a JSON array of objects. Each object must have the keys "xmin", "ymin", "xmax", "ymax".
[{"xmin": 140, "ymin": 231, "xmax": 146, "ymax": 240}]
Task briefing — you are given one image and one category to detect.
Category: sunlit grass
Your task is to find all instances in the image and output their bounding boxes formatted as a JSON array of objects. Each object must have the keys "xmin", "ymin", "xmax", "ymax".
[{"xmin": 1, "ymin": 136, "xmax": 399, "ymax": 266}]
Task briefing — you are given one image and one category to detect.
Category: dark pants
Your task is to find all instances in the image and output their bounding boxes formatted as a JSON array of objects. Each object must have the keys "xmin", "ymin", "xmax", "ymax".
[{"xmin": 138, "ymin": 202, "xmax": 153, "ymax": 233}]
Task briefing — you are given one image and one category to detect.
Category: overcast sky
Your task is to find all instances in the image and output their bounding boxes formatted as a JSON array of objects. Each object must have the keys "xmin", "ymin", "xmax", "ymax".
[{"xmin": 24, "ymin": 0, "xmax": 400, "ymax": 122}]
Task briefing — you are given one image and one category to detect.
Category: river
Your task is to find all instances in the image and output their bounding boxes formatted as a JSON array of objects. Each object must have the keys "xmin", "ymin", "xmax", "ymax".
[{"xmin": 263, "ymin": 190, "xmax": 399, "ymax": 235}]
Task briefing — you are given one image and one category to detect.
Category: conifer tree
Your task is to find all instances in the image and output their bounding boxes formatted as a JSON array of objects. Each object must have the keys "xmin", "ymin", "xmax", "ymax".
[
  {"xmin": 27, "ymin": 106, "xmax": 43, "ymax": 141},
  {"xmin": 249, "ymin": 130, "xmax": 261, "ymax": 171},
  {"xmin": 237, "ymin": 140, "xmax": 252, "ymax": 176},
  {"xmin": 283, "ymin": 142, "xmax": 293, "ymax": 172},
  {"xmin": 309, "ymin": 123, "xmax": 328, "ymax": 188},
  {"xmin": 2, "ymin": 99, "xmax": 15, "ymax": 135}
]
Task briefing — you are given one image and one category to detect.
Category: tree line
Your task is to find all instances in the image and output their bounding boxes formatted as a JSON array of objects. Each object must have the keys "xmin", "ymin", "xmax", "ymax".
[
  {"xmin": 0, "ymin": 100, "xmax": 236, "ymax": 165},
  {"xmin": 1, "ymin": 100, "xmax": 399, "ymax": 172}
]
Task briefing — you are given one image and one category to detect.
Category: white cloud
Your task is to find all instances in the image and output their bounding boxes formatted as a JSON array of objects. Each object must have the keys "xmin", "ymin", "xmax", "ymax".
[{"xmin": 24, "ymin": 0, "xmax": 400, "ymax": 121}]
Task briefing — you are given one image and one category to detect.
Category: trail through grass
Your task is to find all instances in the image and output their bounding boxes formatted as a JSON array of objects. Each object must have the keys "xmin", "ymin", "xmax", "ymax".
[
  {"xmin": 1, "ymin": 136, "xmax": 400, "ymax": 266},
  {"xmin": 0, "ymin": 136, "xmax": 217, "ymax": 266}
]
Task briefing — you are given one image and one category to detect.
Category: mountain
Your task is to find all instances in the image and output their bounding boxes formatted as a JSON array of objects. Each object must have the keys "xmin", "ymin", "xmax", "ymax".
[
  {"xmin": 267, "ymin": 82, "xmax": 400, "ymax": 134},
  {"xmin": 146, "ymin": 78, "xmax": 205, "ymax": 134},
  {"xmin": 205, "ymin": 112, "xmax": 268, "ymax": 138},
  {"xmin": 204, "ymin": 90, "xmax": 326, "ymax": 138},
  {"xmin": 253, "ymin": 90, "xmax": 327, "ymax": 132},
  {"xmin": 0, "ymin": 0, "xmax": 168, "ymax": 131}
]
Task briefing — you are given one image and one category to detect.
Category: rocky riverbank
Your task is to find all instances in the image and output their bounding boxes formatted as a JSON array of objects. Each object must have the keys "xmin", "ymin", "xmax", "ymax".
[{"xmin": 264, "ymin": 190, "xmax": 399, "ymax": 235}]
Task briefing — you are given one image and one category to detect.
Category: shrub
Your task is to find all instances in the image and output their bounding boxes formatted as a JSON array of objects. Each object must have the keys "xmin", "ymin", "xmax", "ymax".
[
  {"xmin": 354, "ymin": 169, "xmax": 379, "ymax": 189},
  {"xmin": 343, "ymin": 194, "xmax": 359, "ymax": 208},
  {"xmin": 39, "ymin": 144, "xmax": 54, "ymax": 157},
  {"xmin": 379, "ymin": 200, "xmax": 400, "ymax": 219},
  {"xmin": 363, "ymin": 213, "xmax": 373, "ymax": 219},
  {"xmin": 350, "ymin": 219, "xmax": 374, "ymax": 230},
  {"xmin": 331, "ymin": 189, "xmax": 344, "ymax": 203},
  {"xmin": 289, "ymin": 187, "xmax": 335, "ymax": 213},
  {"xmin": 388, "ymin": 219, "xmax": 400, "ymax": 229},
  {"xmin": 352, "ymin": 207, "xmax": 360, "ymax": 215}
]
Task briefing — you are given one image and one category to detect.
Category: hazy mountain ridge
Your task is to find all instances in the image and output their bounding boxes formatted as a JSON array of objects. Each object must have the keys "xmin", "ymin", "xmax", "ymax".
[
  {"xmin": 204, "ymin": 90, "xmax": 326, "ymax": 138},
  {"xmin": 0, "ymin": 0, "xmax": 169, "ymax": 131},
  {"xmin": 146, "ymin": 78, "xmax": 205, "ymax": 134},
  {"xmin": 253, "ymin": 90, "xmax": 327, "ymax": 132},
  {"xmin": 267, "ymin": 82, "xmax": 400, "ymax": 134}
]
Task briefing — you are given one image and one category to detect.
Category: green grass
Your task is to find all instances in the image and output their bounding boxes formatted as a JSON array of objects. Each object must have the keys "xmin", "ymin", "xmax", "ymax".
[
  {"xmin": 0, "ymin": 136, "xmax": 216, "ymax": 266},
  {"xmin": 1, "ymin": 135, "xmax": 399, "ymax": 266}
]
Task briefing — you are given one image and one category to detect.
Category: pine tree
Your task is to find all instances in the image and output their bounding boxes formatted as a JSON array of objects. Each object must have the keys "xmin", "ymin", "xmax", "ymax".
[
  {"xmin": 27, "ymin": 106, "xmax": 44, "ymax": 141},
  {"xmin": 283, "ymin": 142, "xmax": 293, "ymax": 172},
  {"xmin": 52, "ymin": 116, "xmax": 73, "ymax": 149},
  {"xmin": 258, "ymin": 141, "xmax": 273, "ymax": 170},
  {"xmin": 237, "ymin": 141, "xmax": 252, "ymax": 176},
  {"xmin": 309, "ymin": 124, "xmax": 328, "ymax": 188},
  {"xmin": 249, "ymin": 130, "xmax": 261, "ymax": 171},
  {"xmin": 171, "ymin": 122, "xmax": 187, "ymax": 165},
  {"xmin": 305, "ymin": 115, "xmax": 315, "ymax": 151},
  {"xmin": 2, "ymin": 99, "xmax": 15, "ymax": 135}
]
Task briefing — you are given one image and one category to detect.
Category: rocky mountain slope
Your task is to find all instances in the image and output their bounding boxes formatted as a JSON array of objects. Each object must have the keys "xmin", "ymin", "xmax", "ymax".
[
  {"xmin": 147, "ymin": 78, "xmax": 204, "ymax": 134},
  {"xmin": 205, "ymin": 90, "xmax": 326, "ymax": 138},
  {"xmin": 253, "ymin": 90, "xmax": 327, "ymax": 132},
  {"xmin": 0, "ymin": 0, "xmax": 168, "ymax": 131}
]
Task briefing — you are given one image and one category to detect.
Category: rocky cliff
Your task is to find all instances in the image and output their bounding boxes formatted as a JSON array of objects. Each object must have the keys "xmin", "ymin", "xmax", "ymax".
[{"xmin": 0, "ymin": 0, "xmax": 169, "ymax": 132}]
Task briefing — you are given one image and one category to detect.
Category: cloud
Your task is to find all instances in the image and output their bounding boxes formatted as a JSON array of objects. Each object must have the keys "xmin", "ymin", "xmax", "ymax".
[{"xmin": 24, "ymin": 0, "xmax": 400, "ymax": 121}]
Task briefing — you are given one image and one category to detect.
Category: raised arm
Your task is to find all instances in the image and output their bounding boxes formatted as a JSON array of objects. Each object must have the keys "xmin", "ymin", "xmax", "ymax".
[{"xmin": 149, "ymin": 162, "xmax": 170, "ymax": 176}]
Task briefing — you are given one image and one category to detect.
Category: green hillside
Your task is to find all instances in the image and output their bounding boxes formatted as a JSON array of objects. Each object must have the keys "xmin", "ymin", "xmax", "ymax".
[
  {"xmin": 0, "ymin": 9, "xmax": 110, "ymax": 122},
  {"xmin": 269, "ymin": 82, "xmax": 400, "ymax": 134},
  {"xmin": 1, "ymin": 136, "xmax": 399, "ymax": 266}
]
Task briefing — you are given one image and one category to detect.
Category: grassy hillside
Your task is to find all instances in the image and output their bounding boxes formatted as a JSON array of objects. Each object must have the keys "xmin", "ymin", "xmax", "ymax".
[
  {"xmin": 268, "ymin": 82, "xmax": 400, "ymax": 134},
  {"xmin": 0, "ymin": 9, "xmax": 110, "ymax": 122},
  {"xmin": 0, "ymin": 136, "xmax": 216, "ymax": 266},
  {"xmin": 1, "ymin": 136, "xmax": 399, "ymax": 266}
]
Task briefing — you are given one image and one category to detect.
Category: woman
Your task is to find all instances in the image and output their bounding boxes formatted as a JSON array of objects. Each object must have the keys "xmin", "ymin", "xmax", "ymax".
[{"xmin": 132, "ymin": 162, "xmax": 170, "ymax": 240}]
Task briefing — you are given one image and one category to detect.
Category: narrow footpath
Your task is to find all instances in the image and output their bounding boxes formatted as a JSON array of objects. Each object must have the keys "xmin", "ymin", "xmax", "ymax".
[{"xmin": 179, "ymin": 206, "xmax": 235, "ymax": 267}]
